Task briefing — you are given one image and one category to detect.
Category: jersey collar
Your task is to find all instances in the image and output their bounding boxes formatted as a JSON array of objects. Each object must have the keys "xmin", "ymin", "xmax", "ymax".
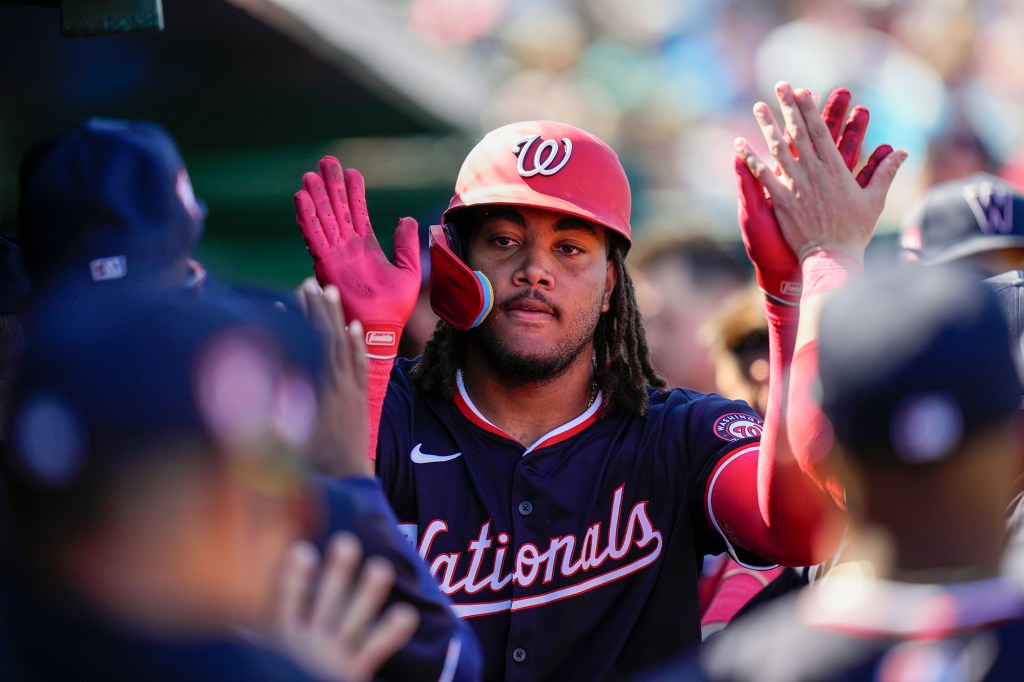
[{"xmin": 454, "ymin": 369, "xmax": 602, "ymax": 455}]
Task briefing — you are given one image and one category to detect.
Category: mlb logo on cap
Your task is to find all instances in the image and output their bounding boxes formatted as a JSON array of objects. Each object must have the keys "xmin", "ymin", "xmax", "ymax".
[
  {"xmin": 900, "ymin": 173, "xmax": 1024, "ymax": 265},
  {"xmin": 89, "ymin": 256, "xmax": 127, "ymax": 282},
  {"xmin": 17, "ymin": 118, "xmax": 206, "ymax": 290}
]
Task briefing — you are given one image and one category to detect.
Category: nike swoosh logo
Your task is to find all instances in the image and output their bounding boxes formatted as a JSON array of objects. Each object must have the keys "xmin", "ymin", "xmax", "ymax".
[{"xmin": 410, "ymin": 443, "xmax": 463, "ymax": 464}]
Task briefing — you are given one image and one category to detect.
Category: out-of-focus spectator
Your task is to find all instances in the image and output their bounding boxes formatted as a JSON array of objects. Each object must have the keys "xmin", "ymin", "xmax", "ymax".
[
  {"xmin": 920, "ymin": 118, "xmax": 1000, "ymax": 190},
  {"xmin": 630, "ymin": 234, "xmax": 751, "ymax": 392},
  {"xmin": 698, "ymin": 284, "xmax": 769, "ymax": 416}
]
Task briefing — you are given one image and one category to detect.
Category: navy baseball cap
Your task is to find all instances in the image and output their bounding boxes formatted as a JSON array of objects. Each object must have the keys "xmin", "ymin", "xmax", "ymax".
[
  {"xmin": 983, "ymin": 269, "xmax": 1024, "ymax": 352},
  {"xmin": 818, "ymin": 265, "xmax": 1023, "ymax": 465},
  {"xmin": 17, "ymin": 118, "xmax": 206, "ymax": 288},
  {"xmin": 899, "ymin": 173, "xmax": 1024, "ymax": 265},
  {"xmin": 6, "ymin": 283, "xmax": 322, "ymax": 490}
]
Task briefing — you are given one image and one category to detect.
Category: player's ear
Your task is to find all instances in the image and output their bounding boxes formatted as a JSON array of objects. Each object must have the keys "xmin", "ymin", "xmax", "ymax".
[{"xmin": 602, "ymin": 258, "xmax": 616, "ymax": 312}]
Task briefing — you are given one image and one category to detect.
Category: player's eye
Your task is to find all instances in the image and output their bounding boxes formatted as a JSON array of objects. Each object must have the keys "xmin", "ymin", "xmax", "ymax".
[
  {"xmin": 491, "ymin": 235, "xmax": 519, "ymax": 248},
  {"xmin": 557, "ymin": 243, "xmax": 585, "ymax": 256}
]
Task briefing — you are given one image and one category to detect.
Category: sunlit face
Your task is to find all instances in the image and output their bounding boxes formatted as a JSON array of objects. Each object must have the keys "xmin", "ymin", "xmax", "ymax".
[{"xmin": 465, "ymin": 206, "xmax": 616, "ymax": 382}]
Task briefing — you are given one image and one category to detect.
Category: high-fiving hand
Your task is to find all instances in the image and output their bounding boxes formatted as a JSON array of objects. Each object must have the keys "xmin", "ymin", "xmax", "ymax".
[
  {"xmin": 295, "ymin": 157, "xmax": 421, "ymax": 359},
  {"xmin": 735, "ymin": 82, "xmax": 906, "ymax": 270},
  {"xmin": 298, "ymin": 278, "xmax": 372, "ymax": 478}
]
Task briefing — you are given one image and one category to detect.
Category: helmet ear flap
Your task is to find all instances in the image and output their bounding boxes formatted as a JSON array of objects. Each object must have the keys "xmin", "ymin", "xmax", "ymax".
[{"xmin": 427, "ymin": 223, "xmax": 493, "ymax": 331}]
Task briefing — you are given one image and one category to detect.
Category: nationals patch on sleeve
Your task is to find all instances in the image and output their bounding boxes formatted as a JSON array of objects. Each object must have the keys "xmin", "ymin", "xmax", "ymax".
[{"xmin": 713, "ymin": 413, "xmax": 765, "ymax": 441}]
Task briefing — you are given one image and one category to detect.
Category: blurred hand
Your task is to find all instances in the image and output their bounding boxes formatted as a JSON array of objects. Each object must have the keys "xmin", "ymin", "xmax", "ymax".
[
  {"xmin": 274, "ymin": 533, "xmax": 420, "ymax": 682},
  {"xmin": 295, "ymin": 156, "xmax": 421, "ymax": 359},
  {"xmin": 299, "ymin": 278, "xmax": 371, "ymax": 478}
]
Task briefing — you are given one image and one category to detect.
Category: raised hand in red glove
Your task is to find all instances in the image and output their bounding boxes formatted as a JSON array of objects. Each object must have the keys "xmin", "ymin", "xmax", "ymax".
[
  {"xmin": 734, "ymin": 87, "xmax": 886, "ymax": 306},
  {"xmin": 295, "ymin": 156, "xmax": 421, "ymax": 359}
]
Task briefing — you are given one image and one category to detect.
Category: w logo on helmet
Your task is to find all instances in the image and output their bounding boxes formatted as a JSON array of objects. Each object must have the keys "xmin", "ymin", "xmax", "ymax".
[
  {"xmin": 512, "ymin": 135, "xmax": 573, "ymax": 177},
  {"xmin": 964, "ymin": 181, "xmax": 1014, "ymax": 235}
]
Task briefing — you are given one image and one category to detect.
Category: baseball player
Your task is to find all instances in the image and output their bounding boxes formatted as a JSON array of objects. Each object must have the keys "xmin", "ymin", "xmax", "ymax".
[
  {"xmin": 668, "ymin": 265, "xmax": 1024, "ymax": 681},
  {"xmin": 295, "ymin": 82, "xmax": 905, "ymax": 679}
]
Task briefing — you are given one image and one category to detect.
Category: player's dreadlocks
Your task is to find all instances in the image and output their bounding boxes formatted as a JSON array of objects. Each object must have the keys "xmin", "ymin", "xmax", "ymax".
[{"xmin": 410, "ymin": 226, "xmax": 666, "ymax": 417}]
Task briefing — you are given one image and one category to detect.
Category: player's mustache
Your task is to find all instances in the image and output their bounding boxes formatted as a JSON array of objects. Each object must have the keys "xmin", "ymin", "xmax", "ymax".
[{"xmin": 499, "ymin": 290, "xmax": 559, "ymax": 317}]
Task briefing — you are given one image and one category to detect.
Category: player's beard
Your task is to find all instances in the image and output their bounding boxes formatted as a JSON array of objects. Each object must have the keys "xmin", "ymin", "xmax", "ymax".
[{"xmin": 471, "ymin": 291, "xmax": 605, "ymax": 384}]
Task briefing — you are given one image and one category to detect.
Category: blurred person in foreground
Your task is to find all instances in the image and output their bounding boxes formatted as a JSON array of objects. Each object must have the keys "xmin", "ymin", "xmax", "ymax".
[
  {"xmin": 898, "ymin": 173, "xmax": 1024, "ymax": 579},
  {"xmin": 664, "ymin": 265, "xmax": 1024, "ymax": 681},
  {"xmin": 0, "ymin": 283, "xmax": 419, "ymax": 681},
  {"xmin": 12, "ymin": 118, "xmax": 483, "ymax": 680},
  {"xmin": 630, "ymin": 235, "xmax": 751, "ymax": 392}
]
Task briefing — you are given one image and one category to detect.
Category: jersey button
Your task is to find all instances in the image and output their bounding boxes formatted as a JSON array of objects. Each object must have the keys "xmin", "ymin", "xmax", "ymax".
[
  {"xmin": 518, "ymin": 501, "xmax": 533, "ymax": 516},
  {"xmin": 512, "ymin": 647, "xmax": 527, "ymax": 663}
]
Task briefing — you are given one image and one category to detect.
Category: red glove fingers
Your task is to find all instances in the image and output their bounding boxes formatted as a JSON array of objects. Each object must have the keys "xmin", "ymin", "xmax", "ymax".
[
  {"xmin": 856, "ymin": 144, "xmax": 894, "ymax": 188},
  {"xmin": 295, "ymin": 156, "xmax": 422, "ymax": 359},
  {"xmin": 837, "ymin": 106, "xmax": 868, "ymax": 171},
  {"xmin": 821, "ymin": 88, "xmax": 852, "ymax": 143},
  {"xmin": 735, "ymin": 155, "xmax": 801, "ymax": 307}
]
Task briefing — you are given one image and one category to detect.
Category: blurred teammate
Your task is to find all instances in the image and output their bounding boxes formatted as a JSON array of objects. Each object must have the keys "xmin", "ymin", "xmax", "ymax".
[
  {"xmin": 898, "ymin": 171, "xmax": 1024, "ymax": 586},
  {"xmin": 13, "ymin": 118, "xmax": 482, "ymax": 681},
  {"xmin": 294, "ymin": 83, "xmax": 905, "ymax": 679},
  {"xmin": 673, "ymin": 265, "xmax": 1024, "ymax": 681},
  {"xmin": 0, "ymin": 285, "xmax": 419, "ymax": 681},
  {"xmin": 899, "ymin": 172, "xmax": 1024, "ymax": 276}
]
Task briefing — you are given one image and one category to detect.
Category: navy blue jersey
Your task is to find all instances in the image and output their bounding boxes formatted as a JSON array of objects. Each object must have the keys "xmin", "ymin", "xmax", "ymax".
[
  {"xmin": 657, "ymin": 574, "xmax": 1024, "ymax": 681},
  {"xmin": 377, "ymin": 359, "xmax": 766, "ymax": 681}
]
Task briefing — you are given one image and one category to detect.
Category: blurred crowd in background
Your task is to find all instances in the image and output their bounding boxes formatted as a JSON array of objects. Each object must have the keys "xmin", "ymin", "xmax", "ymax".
[
  {"xmin": 398, "ymin": 0, "xmax": 1024, "ymax": 239},
  {"xmin": 4, "ymin": 0, "xmax": 1024, "ymax": 288}
]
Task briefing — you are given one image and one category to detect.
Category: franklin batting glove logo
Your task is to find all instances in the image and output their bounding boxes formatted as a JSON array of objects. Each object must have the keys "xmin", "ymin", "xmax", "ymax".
[
  {"xmin": 512, "ymin": 135, "xmax": 573, "ymax": 177},
  {"xmin": 780, "ymin": 281, "xmax": 803, "ymax": 296},
  {"xmin": 365, "ymin": 330, "xmax": 397, "ymax": 346},
  {"xmin": 713, "ymin": 413, "xmax": 765, "ymax": 441}
]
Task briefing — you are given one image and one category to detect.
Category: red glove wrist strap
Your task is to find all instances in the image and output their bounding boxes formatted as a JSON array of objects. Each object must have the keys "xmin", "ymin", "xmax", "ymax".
[
  {"xmin": 361, "ymin": 323, "xmax": 402, "ymax": 360},
  {"xmin": 801, "ymin": 250, "xmax": 863, "ymax": 297}
]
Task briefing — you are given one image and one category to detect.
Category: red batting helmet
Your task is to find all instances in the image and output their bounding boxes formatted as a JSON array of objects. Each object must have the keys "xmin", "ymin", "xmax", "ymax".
[
  {"xmin": 442, "ymin": 120, "xmax": 632, "ymax": 245},
  {"xmin": 429, "ymin": 121, "xmax": 631, "ymax": 331}
]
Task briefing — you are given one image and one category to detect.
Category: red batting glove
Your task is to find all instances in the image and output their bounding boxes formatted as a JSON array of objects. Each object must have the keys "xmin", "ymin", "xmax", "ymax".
[
  {"xmin": 735, "ymin": 155, "xmax": 801, "ymax": 306},
  {"xmin": 736, "ymin": 87, "xmax": 875, "ymax": 305},
  {"xmin": 295, "ymin": 156, "xmax": 421, "ymax": 359}
]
